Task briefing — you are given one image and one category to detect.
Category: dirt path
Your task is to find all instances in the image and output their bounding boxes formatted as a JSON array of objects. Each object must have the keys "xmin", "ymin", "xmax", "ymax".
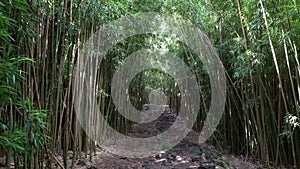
[{"xmin": 57, "ymin": 105, "xmax": 258, "ymax": 169}]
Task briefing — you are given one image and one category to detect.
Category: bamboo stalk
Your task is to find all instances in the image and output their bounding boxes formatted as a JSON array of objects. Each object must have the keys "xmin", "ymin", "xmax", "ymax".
[{"xmin": 259, "ymin": 0, "xmax": 295, "ymax": 165}]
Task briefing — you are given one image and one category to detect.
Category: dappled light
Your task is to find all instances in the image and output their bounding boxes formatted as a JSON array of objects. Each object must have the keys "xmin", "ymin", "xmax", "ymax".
[{"xmin": 0, "ymin": 0, "xmax": 299, "ymax": 168}]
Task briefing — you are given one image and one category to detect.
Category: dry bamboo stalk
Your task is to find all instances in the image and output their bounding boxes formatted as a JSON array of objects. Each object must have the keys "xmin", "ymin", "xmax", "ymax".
[{"xmin": 259, "ymin": 0, "xmax": 295, "ymax": 165}]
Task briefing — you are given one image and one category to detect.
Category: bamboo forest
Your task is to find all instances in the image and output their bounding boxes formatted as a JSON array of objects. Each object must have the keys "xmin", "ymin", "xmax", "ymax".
[{"xmin": 0, "ymin": 0, "xmax": 300, "ymax": 168}]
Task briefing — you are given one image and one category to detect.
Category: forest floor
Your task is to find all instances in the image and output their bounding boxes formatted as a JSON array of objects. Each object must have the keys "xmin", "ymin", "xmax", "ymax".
[
  {"xmin": 56, "ymin": 105, "xmax": 259, "ymax": 169},
  {"xmin": 62, "ymin": 133, "xmax": 259, "ymax": 169},
  {"xmin": 0, "ymin": 105, "xmax": 259, "ymax": 169}
]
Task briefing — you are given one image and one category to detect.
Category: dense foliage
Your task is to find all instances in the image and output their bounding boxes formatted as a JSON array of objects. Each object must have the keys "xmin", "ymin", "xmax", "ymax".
[{"xmin": 0, "ymin": 0, "xmax": 299, "ymax": 168}]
